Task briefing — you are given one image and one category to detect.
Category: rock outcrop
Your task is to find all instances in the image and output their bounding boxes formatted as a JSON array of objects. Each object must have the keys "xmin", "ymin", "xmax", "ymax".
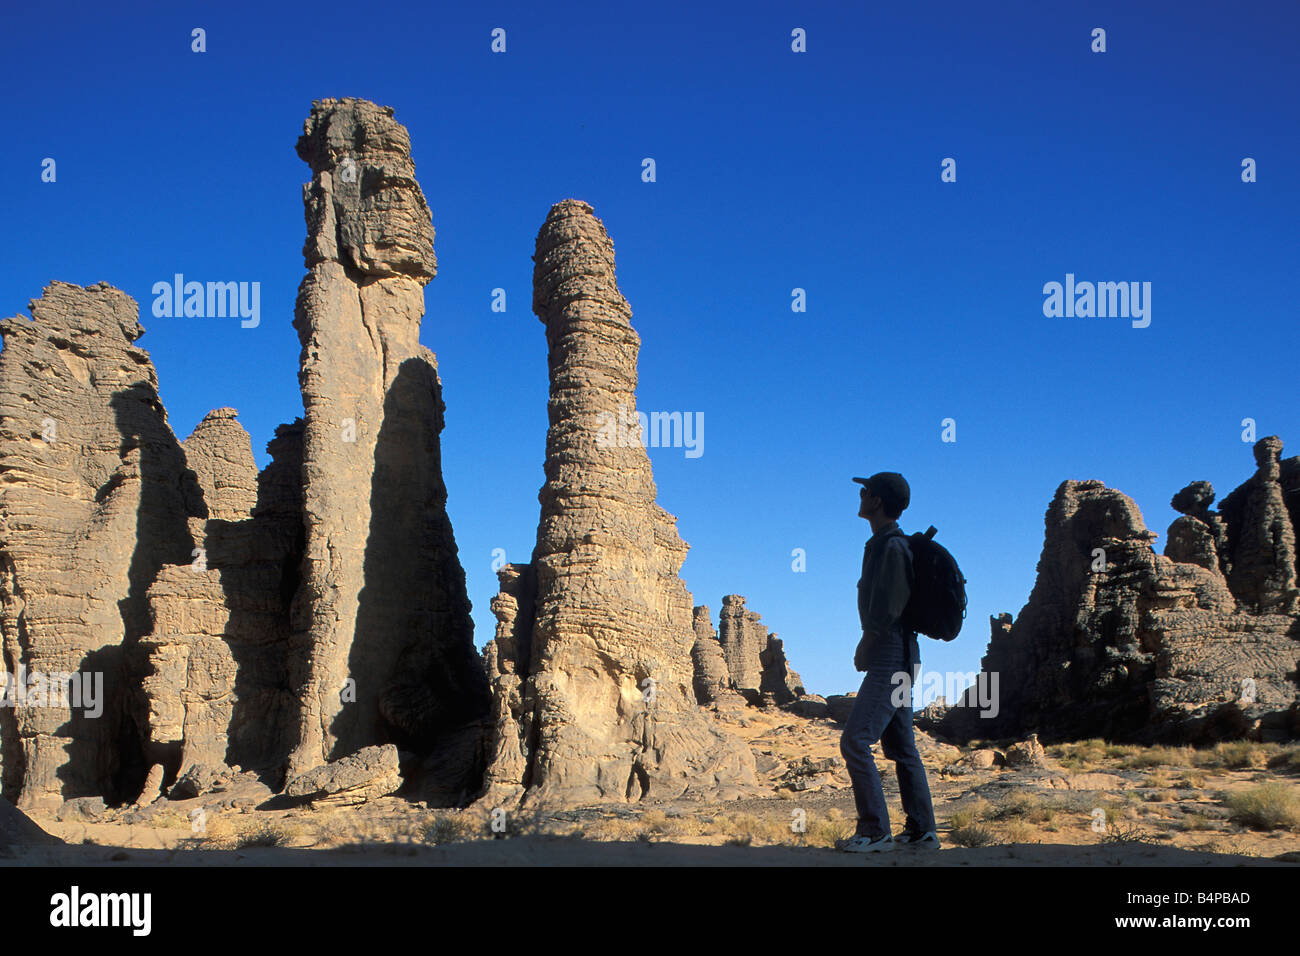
[
  {"xmin": 717, "ymin": 595, "xmax": 767, "ymax": 702},
  {"xmin": 933, "ymin": 438, "xmax": 1300, "ymax": 745},
  {"xmin": 0, "ymin": 282, "xmax": 203, "ymax": 810},
  {"xmin": 711, "ymin": 595, "xmax": 805, "ymax": 706},
  {"xmin": 133, "ymin": 413, "xmax": 304, "ymax": 788},
  {"xmin": 759, "ymin": 632, "xmax": 806, "ymax": 705},
  {"xmin": 480, "ymin": 199, "xmax": 756, "ymax": 806},
  {"xmin": 1219, "ymin": 437, "xmax": 1299, "ymax": 613},
  {"xmin": 1165, "ymin": 481, "xmax": 1229, "ymax": 576},
  {"xmin": 284, "ymin": 98, "xmax": 487, "ymax": 781},
  {"xmin": 690, "ymin": 605, "xmax": 745, "ymax": 709},
  {"xmin": 283, "ymin": 743, "xmax": 401, "ymax": 807}
]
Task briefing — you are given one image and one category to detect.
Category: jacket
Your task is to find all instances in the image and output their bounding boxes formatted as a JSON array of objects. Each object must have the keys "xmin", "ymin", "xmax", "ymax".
[{"xmin": 856, "ymin": 520, "xmax": 920, "ymax": 673}]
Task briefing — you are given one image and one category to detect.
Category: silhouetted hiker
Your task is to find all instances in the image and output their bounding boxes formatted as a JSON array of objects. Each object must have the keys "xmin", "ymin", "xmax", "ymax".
[{"xmin": 837, "ymin": 472, "xmax": 939, "ymax": 853}]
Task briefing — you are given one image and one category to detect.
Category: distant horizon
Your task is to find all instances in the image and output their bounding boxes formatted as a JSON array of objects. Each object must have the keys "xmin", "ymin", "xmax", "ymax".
[{"xmin": 3, "ymin": 0, "xmax": 1297, "ymax": 702}]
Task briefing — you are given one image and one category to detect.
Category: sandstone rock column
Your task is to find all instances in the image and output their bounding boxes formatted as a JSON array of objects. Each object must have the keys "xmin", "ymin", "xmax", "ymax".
[
  {"xmin": 717, "ymin": 595, "xmax": 768, "ymax": 704},
  {"xmin": 1165, "ymin": 481, "xmax": 1229, "ymax": 578},
  {"xmin": 690, "ymin": 605, "xmax": 744, "ymax": 709},
  {"xmin": 286, "ymin": 98, "xmax": 486, "ymax": 778},
  {"xmin": 0, "ymin": 282, "xmax": 201, "ymax": 808},
  {"xmin": 759, "ymin": 633, "xmax": 805, "ymax": 705},
  {"xmin": 481, "ymin": 200, "xmax": 755, "ymax": 805},
  {"xmin": 134, "ymin": 412, "xmax": 305, "ymax": 786},
  {"xmin": 1220, "ymin": 437, "xmax": 1298, "ymax": 612}
]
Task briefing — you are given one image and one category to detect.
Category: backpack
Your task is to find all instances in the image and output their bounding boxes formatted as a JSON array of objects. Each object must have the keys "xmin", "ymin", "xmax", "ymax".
[{"xmin": 890, "ymin": 526, "xmax": 967, "ymax": 641}]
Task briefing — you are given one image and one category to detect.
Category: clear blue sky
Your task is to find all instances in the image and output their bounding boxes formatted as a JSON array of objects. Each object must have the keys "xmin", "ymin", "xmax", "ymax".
[{"xmin": 3, "ymin": 0, "xmax": 1297, "ymax": 701}]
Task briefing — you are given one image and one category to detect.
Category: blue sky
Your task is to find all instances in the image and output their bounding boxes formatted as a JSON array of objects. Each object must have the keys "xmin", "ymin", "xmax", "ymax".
[{"xmin": 3, "ymin": 0, "xmax": 1297, "ymax": 701}]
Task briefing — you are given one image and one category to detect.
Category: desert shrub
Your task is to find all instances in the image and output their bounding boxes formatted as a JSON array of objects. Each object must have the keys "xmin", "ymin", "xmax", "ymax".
[
  {"xmin": 949, "ymin": 823, "xmax": 997, "ymax": 847},
  {"xmin": 1122, "ymin": 746, "xmax": 1194, "ymax": 769},
  {"xmin": 996, "ymin": 818, "xmax": 1038, "ymax": 844},
  {"xmin": 1197, "ymin": 741, "xmax": 1267, "ymax": 771},
  {"xmin": 421, "ymin": 813, "xmax": 477, "ymax": 845},
  {"xmin": 1225, "ymin": 783, "xmax": 1300, "ymax": 831},
  {"xmin": 234, "ymin": 821, "xmax": 294, "ymax": 849}
]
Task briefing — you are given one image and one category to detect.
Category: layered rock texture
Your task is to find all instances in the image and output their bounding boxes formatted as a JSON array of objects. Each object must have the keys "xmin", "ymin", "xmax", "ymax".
[
  {"xmin": 285, "ymin": 98, "xmax": 487, "ymax": 781},
  {"xmin": 693, "ymin": 597, "xmax": 804, "ymax": 708},
  {"xmin": 133, "ymin": 413, "xmax": 305, "ymax": 786},
  {"xmin": 0, "ymin": 98, "xmax": 487, "ymax": 809},
  {"xmin": 480, "ymin": 200, "xmax": 756, "ymax": 806},
  {"xmin": 0, "ymin": 283, "xmax": 202, "ymax": 809},
  {"xmin": 933, "ymin": 438, "xmax": 1300, "ymax": 745},
  {"xmin": 690, "ymin": 605, "xmax": 745, "ymax": 710}
]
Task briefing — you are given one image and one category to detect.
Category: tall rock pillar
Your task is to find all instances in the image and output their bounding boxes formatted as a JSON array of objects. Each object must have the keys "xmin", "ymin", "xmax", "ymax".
[
  {"xmin": 481, "ymin": 200, "xmax": 755, "ymax": 805},
  {"xmin": 286, "ymin": 98, "xmax": 486, "ymax": 778}
]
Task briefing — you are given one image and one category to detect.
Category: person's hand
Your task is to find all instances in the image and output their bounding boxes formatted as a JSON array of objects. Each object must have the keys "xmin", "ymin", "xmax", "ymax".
[{"xmin": 854, "ymin": 636, "xmax": 870, "ymax": 672}]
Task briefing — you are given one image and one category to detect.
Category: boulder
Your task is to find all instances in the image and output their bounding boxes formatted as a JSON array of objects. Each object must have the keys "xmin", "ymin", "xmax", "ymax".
[
  {"xmin": 826, "ymin": 694, "xmax": 858, "ymax": 724},
  {"xmin": 283, "ymin": 743, "xmax": 402, "ymax": 807}
]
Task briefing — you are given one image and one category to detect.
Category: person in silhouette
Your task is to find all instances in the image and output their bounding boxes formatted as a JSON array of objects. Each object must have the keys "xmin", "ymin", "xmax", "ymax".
[{"xmin": 837, "ymin": 472, "xmax": 939, "ymax": 852}]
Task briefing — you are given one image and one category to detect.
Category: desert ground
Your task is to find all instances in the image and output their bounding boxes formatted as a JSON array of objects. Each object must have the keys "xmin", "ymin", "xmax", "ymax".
[{"xmin": 7, "ymin": 708, "xmax": 1299, "ymax": 866}]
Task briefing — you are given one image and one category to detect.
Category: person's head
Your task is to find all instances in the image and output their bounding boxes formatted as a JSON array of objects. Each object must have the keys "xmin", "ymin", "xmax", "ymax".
[{"xmin": 854, "ymin": 472, "xmax": 909, "ymax": 522}]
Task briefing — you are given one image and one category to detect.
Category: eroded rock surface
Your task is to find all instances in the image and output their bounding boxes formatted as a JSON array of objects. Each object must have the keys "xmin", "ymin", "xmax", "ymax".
[
  {"xmin": 0, "ymin": 282, "xmax": 202, "ymax": 809},
  {"xmin": 710, "ymin": 596, "xmax": 804, "ymax": 707},
  {"xmin": 133, "ymin": 414, "xmax": 304, "ymax": 789},
  {"xmin": 481, "ymin": 200, "xmax": 756, "ymax": 806},
  {"xmin": 285, "ymin": 98, "xmax": 486, "ymax": 781},
  {"xmin": 283, "ymin": 743, "xmax": 401, "ymax": 807},
  {"xmin": 934, "ymin": 439, "xmax": 1300, "ymax": 744}
]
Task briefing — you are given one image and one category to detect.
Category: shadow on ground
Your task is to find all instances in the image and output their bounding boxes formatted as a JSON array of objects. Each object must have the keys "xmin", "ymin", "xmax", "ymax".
[{"xmin": 4, "ymin": 838, "xmax": 1297, "ymax": 867}]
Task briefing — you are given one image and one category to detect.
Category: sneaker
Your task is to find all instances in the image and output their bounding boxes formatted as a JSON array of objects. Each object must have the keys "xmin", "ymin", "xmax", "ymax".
[
  {"xmin": 838, "ymin": 833, "xmax": 895, "ymax": 853},
  {"xmin": 897, "ymin": 829, "xmax": 942, "ymax": 849}
]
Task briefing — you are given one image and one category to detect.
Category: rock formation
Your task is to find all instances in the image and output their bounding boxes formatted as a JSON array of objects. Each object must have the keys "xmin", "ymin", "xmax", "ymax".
[
  {"xmin": 1219, "ymin": 437, "xmax": 1299, "ymax": 613},
  {"xmin": 284, "ymin": 98, "xmax": 487, "ymax": 781},
  {"xmin": 1165, "ymin": 481, "xmax": 1229, "ymax": 576},
  {"xmin": 932, "ymin": 438, "xmax": 1300, "ymax": 745},
  {"xmin": 0, "ymin": 99, "xmax": 491, "ymax": 809},
  {"xmin": 480, "ymin": 199, "xmax": 756, "ymax": 806},
  {"xmin": 132, "ymin": 413, "xmax": 304, "ymax": 788},
  {"xmin": 690, "ymin": 605, "xmax": 745, "ymax": 709},
  {"xmin": 717, "ymin": 595, "xmax": 767, "ymax": 702},
  {"xmin": 759, "ymin": 632, "xmax": 805, "ymax": 705},
  {"xmin": 711, "ymin": 595, "xmax": 804, "ymax": 706},
  {"xmin": 0, "ymin": 282, "xmax": 203, "ymax": 809}
]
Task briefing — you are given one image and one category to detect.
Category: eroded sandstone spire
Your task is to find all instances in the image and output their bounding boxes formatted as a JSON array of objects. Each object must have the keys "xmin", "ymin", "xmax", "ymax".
[
  {"xmin": 690, "ymin": 605, "xmax": 744, "ymax": 709},
  {"xmin": 481, "ymin": 200, "xmax": 756, "ymax": 805},
  {"xmin": 933, "ymin": 440, "xmax": 1300, "ymax": 744},
  {"xmin": 285, "ymin": 98, "xmax": 486, "ymax": 780},
  {"xmin": 1219, "ymin": 437, "xmax": 1299, "ymax": 612},
  {"xmin": 133, "ymin": 413, "xmax": 304, "ymax": 786},
  {"xmin": 0, "ymin": 282, "xmax": 202, "ymax": 808}
]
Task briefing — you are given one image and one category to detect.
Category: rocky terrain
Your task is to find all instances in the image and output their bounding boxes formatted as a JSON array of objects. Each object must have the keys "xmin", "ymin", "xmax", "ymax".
[
  {"xmin": 0, "ymin": 97, "xmax": 1296, "ymax": 867},
  {"xmin": 5, "ymin": 715, "xmax": 1298, "ymax": 866},
  {"xmin": 0, "ymin": 99, "xmax": 814, "ymax": 822},
  {"xmin": 930, "ymin": 439, "xmax": 1300, "ymax": 745}
]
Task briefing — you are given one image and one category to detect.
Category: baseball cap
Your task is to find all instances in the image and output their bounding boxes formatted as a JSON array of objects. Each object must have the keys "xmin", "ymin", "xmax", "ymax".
[{"xmin": 852, "ymin": 472, "xmax": 910, "ymax": 516}]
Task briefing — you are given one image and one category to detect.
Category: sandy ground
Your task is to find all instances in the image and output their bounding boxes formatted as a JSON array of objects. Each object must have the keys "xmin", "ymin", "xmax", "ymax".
[
  {"xmin": 6, "ymin": 708, "xmax": 1299, "ymax": 866},
  {"xmin": 3, "ymin": 838, "xmax": 1293, "ymax": 866}
]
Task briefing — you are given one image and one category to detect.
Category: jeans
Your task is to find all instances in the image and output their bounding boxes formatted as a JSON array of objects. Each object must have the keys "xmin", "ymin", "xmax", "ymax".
[{"xmin": 839, "ymin": 631, "xmax": 936, "ymax": 839}]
